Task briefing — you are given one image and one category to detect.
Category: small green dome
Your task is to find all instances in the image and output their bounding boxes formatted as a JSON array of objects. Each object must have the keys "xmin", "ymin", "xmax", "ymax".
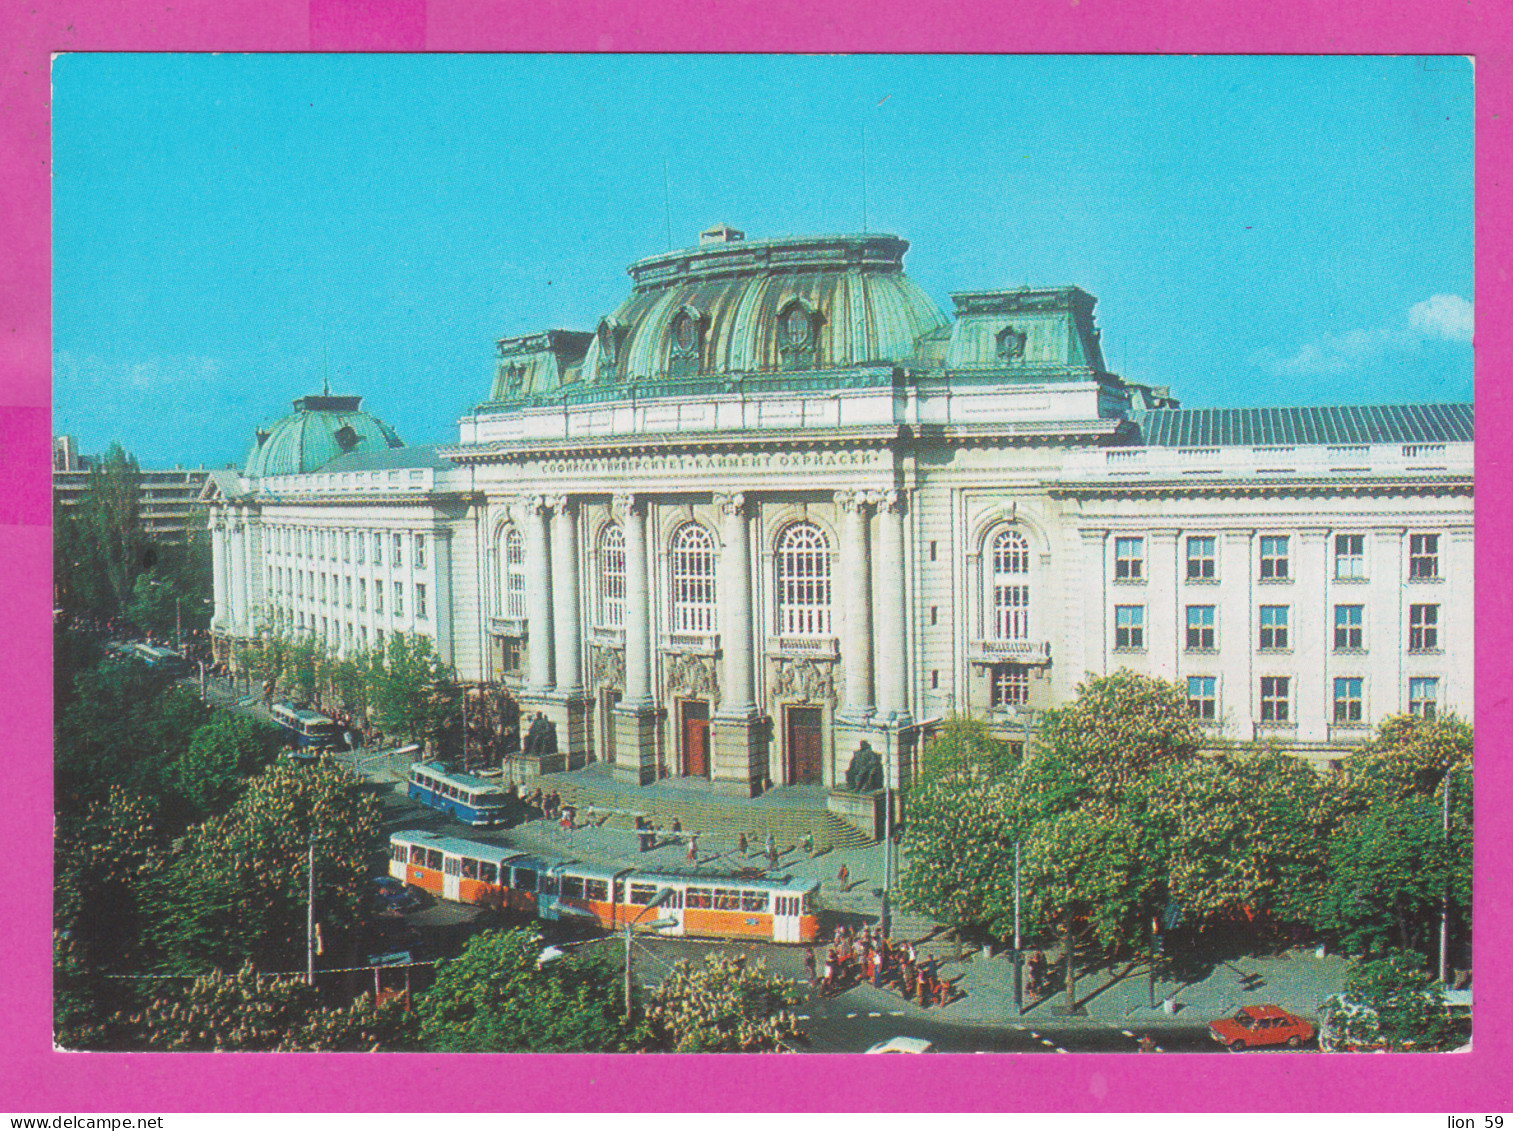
[{"xmin": 244, "ymin": 394, "xmax": 404, "ymax": 478}]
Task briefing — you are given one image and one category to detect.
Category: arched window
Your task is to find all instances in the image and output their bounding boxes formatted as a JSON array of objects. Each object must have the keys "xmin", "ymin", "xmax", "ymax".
[
  {"xmin": 599, "ymin": 524, "xmax": 626, "ymax": 629},
  {"xmin": 778, "ymin": 300, "xmax": 818, "ymax": 371},
  {"xmin": 990, "ymin": 529, "xmax": 1031, "ymax": 641},
  {"xmin": 668, "ymin": 309, "xmax": 702, "ymax": 379},
  {"xmin": 776, "ymin": 522, "xmax": 832, "ymax": 636},
  {"xmin": 504, "ymin": 528, "xmax": 526, "ymax": 619},
  {"xmin": 670, "ymin": 524, "xmax": 717, "ymax": 633}
]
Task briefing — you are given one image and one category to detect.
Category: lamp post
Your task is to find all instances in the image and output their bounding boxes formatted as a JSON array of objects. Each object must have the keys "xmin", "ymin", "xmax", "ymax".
[
  {"xmin": 624, "ymin": 889, "xmax": 678, "ymax": 1019},
  {"xmin": 882, "ymin": 726, "xmax": 893, "ymax": 938},
  {"xmin": 1013, "ymin": 840, "xmax": 1023, "ymax": 1011}
]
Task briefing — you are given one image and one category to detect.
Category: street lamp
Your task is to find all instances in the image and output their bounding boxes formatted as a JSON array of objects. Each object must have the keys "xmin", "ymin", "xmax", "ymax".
[{"xmin": 624, "ymin": 888, "xmax": 678, "ymax": 1019}]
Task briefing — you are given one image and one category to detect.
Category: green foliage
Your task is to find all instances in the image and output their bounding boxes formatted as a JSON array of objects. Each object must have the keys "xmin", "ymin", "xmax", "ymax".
[
  {"xmin": 918, "ymin": 714, "xmax": 1019, "ymax": 784},
  {"xmin": 122, "ymin": 962, "xmax": 417, "ymax": 1051},
  {"xmin": 1321, "ymin": 951, "xmax": 1458, "ymax": 1052},
  {"xmin": 176, "ymin": 712, "xmax": 280, "ymax": 818},
  {"xmin": 78, "ymin": 443, "xmax": 147, "ymax": 616},
  {"xmin": 416, "ymin": 929, "xmax": 635, "ymax": 1052},
  {"xmin": 55, "ymin": 787, "xmax": 160, "ymax": 972},
  {"xmin": 900, "ymin": 776, "xmax": 1023, "ymax": 933},
  {"xmin": 145, "ymin": 757, "xmax": 380, "ymax": 975},
  {"xmin": 643, "ymin": 954, "xmax": 806, "ymax": 1052},
  {"xmin": 368, "ymin": 632, "xmax": 460, "ymax": 747},
  {"xmin": 1347, "ymin": 714, "xmax": 1472, "ymax": 805}
]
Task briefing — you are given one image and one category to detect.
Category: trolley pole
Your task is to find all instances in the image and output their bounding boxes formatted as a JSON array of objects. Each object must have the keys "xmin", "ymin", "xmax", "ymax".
[{"xmin": 306, "ymin": 834, "xmax": 316, "ymax": 986}]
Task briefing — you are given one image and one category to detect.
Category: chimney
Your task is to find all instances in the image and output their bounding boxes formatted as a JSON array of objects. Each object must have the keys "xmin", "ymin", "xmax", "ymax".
[{"xmin": 700, "ymin": 223, "xmax": 745, "ymax": 246}]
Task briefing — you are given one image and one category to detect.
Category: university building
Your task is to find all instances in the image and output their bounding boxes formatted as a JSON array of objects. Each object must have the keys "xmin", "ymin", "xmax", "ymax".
[{"xmin": 203, "ymin": 225, "xmax": 1473, "ymax": 797}]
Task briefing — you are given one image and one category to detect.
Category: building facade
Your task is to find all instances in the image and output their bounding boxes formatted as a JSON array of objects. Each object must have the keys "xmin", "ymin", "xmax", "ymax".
[
  {"xmin": 204, "ymin": 227, "xmax": 1473, "ymax": 795},
  {"xmin": 54, "ymin": 435, "xmax": 212, "ymax": 544}
]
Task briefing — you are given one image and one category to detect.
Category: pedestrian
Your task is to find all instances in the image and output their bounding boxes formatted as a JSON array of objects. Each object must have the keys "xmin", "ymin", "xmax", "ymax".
[
  {"xmin": 871, "ymin": 947, "xmax": 883, "ymax": 987},
  {"xmin": 822, "ymin": 953, "xmax": 834, "ymax": 997},
  {"xmin": 586, "ymin": 802, "xmax": 596, "ymax": 827},
  {"xmin": 672, "ymin": 816, "xmax": 682, "ymax": 835},
  {"xmin": 737, "ymin": 832, "xmax": 749, "ymax": 855},
  {"xmin": 686, "ymin": 833, "xmax": 698, "ymax": 864},
  {"xmin": 765, "ymin": 831, "xmax": 775, "ymax": 859},
  {"xmin": 804, "ymin": 946, "xmax": 818, "ymax": 987},
  {"xmin": 837, "ymin": 863, "xmax": 849, "ymax": 889},
  {"xmin": 802, "ymin": 831, "xmax": 814, "ymax": 857}
]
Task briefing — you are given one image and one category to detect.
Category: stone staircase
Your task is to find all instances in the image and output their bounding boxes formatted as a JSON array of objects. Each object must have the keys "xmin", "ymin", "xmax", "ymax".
[{"xmin": 533, "ymin": 771, "xmax": 874, "ymax": 854}]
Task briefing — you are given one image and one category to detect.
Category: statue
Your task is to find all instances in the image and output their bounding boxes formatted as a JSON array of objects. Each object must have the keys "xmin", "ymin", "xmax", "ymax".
[
  {"xmin": 844, "ymin": 741, "xmax": 884, "ymax": 793},
  {"xmin": 524, "ymin": 712, "xmax": 557, "ymax": 757}
]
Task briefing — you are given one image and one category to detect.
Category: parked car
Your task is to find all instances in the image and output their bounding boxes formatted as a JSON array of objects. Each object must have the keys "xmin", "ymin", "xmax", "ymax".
[
  {"xmin": 865, "ymin": 1036, "xmax": 935, "ymax": 1054},
  {"xmin": 1209, "ymin": 1005, "xmax": 1315, "ymax": 1050},
  {"xmin": 372, "ymin": 875, "xmax": 422, "ymax": 914}
]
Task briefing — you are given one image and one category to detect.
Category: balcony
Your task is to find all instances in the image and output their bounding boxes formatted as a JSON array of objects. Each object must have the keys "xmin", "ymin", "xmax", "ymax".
[
  {"xmin": 766, "ymin": 635, "xmax": 840, "ymax": 660},
  {"xmin": 660, "ymin": 631, "xmax": 719, "ymax": 656},
  {"xmin": 968, "ymin": 638, "xmax": 1051, "ymax": 665},
  {"xmin": 489, "ymin": 616, "xmax": 528, "ymax": 638}
]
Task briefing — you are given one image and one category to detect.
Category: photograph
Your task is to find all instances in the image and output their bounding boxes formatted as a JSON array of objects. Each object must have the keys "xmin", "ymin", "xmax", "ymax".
[{"xmin": 48, "ymin": 52, "xmax": 1475, "ymax": 1063}]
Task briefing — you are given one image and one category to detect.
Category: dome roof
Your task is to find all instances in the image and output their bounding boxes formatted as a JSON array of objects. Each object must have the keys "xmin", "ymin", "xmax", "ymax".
[
  {"xmin": 585, "ymin": 232, "xmax": 948, "ymax": 386},
  {"xmin": 244, "ymin": 394, "xmax": 404, "ymax": 478}
]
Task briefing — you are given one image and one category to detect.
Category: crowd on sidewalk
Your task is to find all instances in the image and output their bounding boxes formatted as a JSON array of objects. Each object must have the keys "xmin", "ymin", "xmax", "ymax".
[{"xmin": 805, "ymin": 925, "xmax": 960, "ymax": 1009}]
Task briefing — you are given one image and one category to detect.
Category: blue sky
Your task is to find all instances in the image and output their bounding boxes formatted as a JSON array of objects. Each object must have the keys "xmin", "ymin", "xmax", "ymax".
[{"xmin": 52, "ymin": 54, "xmax": 1474, "ymax": 469}]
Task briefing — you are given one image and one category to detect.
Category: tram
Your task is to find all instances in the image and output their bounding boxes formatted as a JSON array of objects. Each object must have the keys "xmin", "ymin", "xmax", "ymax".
[{"xmin": 388, "ymin": 829, "xmax": 820, "ymax": 944}]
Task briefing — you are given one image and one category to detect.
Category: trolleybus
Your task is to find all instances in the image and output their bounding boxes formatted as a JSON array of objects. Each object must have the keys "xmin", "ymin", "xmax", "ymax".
[
  {"xmin": 407, "ymin": 762, "xmax": 512, "ymax": 828},
  {"xmin": 270, "ymin": 702, "xmax": 345, "ymax": 752},
  {"xmin": 389, "ymin": 829, "xmax": 819, "ymax": 944}
]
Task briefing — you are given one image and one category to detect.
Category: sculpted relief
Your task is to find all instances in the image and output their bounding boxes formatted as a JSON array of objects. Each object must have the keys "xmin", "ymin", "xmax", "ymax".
[
  {"xmin": 666, "ymin": 653, "xmax": 718, "ymax": 700},
  {"xmin": 771, "ymin": 657, "xmax": 836, "ymax": 705}
]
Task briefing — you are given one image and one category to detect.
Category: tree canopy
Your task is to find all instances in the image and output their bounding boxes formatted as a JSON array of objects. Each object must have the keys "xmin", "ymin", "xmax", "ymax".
[{"xmin": 643, "ymin": 954, "xmax": 806, "ymax": 1052}]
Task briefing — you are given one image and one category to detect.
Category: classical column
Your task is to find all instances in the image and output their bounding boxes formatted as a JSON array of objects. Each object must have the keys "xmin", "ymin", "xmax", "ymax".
[
  {"xmin": 618, "ymin": 493, "xmax": 653, "ymax": 709},
  {"xmin": 211, "ymin": 517, "xmax": 228, "ymax": 631},
  {"xmin": 875, "ymin": 489, "xmax": 908, "ymax": 721},
  {"xmin": 550, "ymin": 496, "xmax": 584, "ymax": 697},
  {"xmin": 718, "ymin": 493, "xmax": 756, "ymax": 715},
  {"xmin": 525, "ymin": 496, "xmax": 555, "ymax": 692},
  {"xmin": 431, "ymin": 528, "xmax": 455, "ymax": 670},
  {"xmin": 229, "ymin": 513, "xmax": 248, "ymax": 636},
  {"xmin": 839, "ymin": 490, "xmax": 874, "ymax": 719}
]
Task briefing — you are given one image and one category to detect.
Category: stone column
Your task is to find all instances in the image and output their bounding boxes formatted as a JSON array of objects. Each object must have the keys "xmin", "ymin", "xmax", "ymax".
[
  {"xmin": 875, "ymin": 489, "xmax": 909, "ymax": 721},
  {"xmin": 525, "ymin": 496, "xmax": 555, "ymax": 693},
  {"xmin": 719, "ymin": 493, "xmax": 756, "ymax": 715},
  {"xmin": 550, "ymin": 496, "xmax": 583, "ymax": 697},
  {"xmin": 229, "ymin": 513, "xmax": 247, "ymax": 636},
  {"xmin": 211, "ymin": 517, "xmax": 228, "ymax": 632},
  {"xmin": 431, "ymin": 528, "xmax": 455, "ymax": 671},
  {"xmin": 619, "ymin": 493, "xmax": 653, "ymax": 709},
  {"xmin": 839, "ymin": 490, "xmax": 875, "ymax": 720}
]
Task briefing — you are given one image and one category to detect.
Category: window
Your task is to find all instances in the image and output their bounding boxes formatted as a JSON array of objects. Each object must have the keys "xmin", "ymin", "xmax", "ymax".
[
  {"xmin": 1333, "ymin": 677, "xmax": 1364, "ymax": 723},
  {"xmin": 1409, "ymin": 677, "xmax": 1439, "ymax": 719},
  {"xmin": 1260, "ymin": 535, "xmax": 1290, "ymax": 580},
  {"xmin": 584, "ymin": 878, "xmax": 609, "ymax": 902},
  {"xmin": 319, "ymin": 574, "xmax": 327, "ymax": 603},
  {"xmin": 668, "ymin": 309, "xmax": 702, "ymax": 379},
  {"xmin": 742, "ymin": 889, "xmax": 770, "ymax": 912},
  {"xmin": 1185, "ymin": 605, "xmax": 1216, "ymax": 651},
  {"xmin": 393, "ymin": 533, "xmax": 403, "ymax": 566},
  {"xmin": 478, "ymin": 861, "xmax": 498, "ymax": 885},
  {"xmin": 513, "ymin": 868, "xmax": 537, "ymax": 892},
  {"xmin": 990, "ymin": 529, "xmax": 1031, "ymax": 641},
  {"xmin": 1115, "ymin": 537, "xmax": 1144, "ymax": 580},
  {"xmin": 394, "ymin": 582, "xmax": 404, "ymax": 618},
  {"xmin": 991, "ymin": 664, "xmax": 1030, "ymax": 707},
  {"xmin": 373, "ymin": 532, "xmax": 382, "ymax": 566},
  {"xmin": 671, "ymin": 524, "xmax": 717, "ymax": 633},
  {"xmin": 1259, "ymin": 605, "xmax": 1289, "ymax": 650},
  {"xmin": 778, "ymin": 301, "xmax": 816, "ymax": 370},
  {"xmin": 684, "ymin": 886, "xmax": 712, "ymax": 909},
  {"xmin": 415, "ymin": 534, "xmax": 426, "ymax": 568},
  {"xmin": 375, "ymin": 582, "xmax": 384, "ymax": 616},
  {"xmin": 629, "ymin": 883, "xmax": 658, "ymax": 906},
  {"xmin": 296, "ymin": 572, "xmax": 304, "ymax": 599},
  {"xmin": 1334, "ymin": 605, "xmax": 1363, "ymax": 650},
  {"xmin": 1334, "ymin": 534, "xmax": 1365, "ymax": 580},
  {"xmin": 1260, "ymin": 676, "xmax": 1290, "ymax": 722},
  {"xmin": 505, "ymin": 528, "xmax": 526, "ymax": 619},
  {"xmin": 1187, "ymin": 676, "xmax": 1216, "ymax": 720},
  {"xmin": 359, "ymin": 625, "xmax": 367, "ymax": 648},
  {"xmin": 1409, "ymin": 533, "xmax": 1440, "ymax": 580},
  {"xmin": 343, "ymin": 576, "xmax": 352, "ymax": 608},
  {"xmin": 343, "ymin": 532, "xmax": 351, "ymax": 562},
  {"xmin": 1115, "ymin": 605, "xmax": 1145, "ymax": 649},
  {"xmin": 358, "ymin": 580, "xmax": 367, "ymax": 611},
  {"xmin": 356, "ymin": 534, "xmax": 365, "ymax": 564},
  {"xmin": 713, "ymin": 888, "xmax": 742, "ymax": 911},
  {"xmin": 1409, "ymin": 604, "xmax": 1439, "ymax": 651},
  {"xmin": 376, "ymin": 628, "xmax": 385, "ymax": 648},
  {"xmin": 598, "ymin": 524, "xmax": 625, "ymax": 628},
  {"xmin": 777, "ymin": 522, "xmax": 832, "ymax": 636},
  {"xmin": 560, "ymin": 875, "xmax": 585, "ymax": 900},
  {"xmin": 416, "ymin": 583, "xmax": 427, "ymax": 619},
  {"xmin": 1187, "ymin": 536, "xmax": 1217, "ymax": 580}
]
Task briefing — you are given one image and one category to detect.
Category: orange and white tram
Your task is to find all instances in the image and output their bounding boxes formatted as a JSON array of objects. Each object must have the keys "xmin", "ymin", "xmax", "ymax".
[{"xmin": 389, "ymin": 830, "xmax": 819, "ymax": 944}]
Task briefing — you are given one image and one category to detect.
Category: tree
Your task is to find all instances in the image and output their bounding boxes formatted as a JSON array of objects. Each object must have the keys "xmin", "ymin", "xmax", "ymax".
[
  {"xmin": 368, "ymin": 632, "xmax": 460, "ymax": 748},
  {"xmin": 123, "ymin": 962, "xmax": 417, "ymax": 1051},
  {"xmin": 642, "ymin": 954, "xmax": 806, "ymax": 1052},
  {"xmin": 145, "ymin": 757, "xmax": 380, "ymax": 975},
  {"xmin": 1346, "ymin": 714, "xmax": 1473, "ymax": 805},
  {"xmin": 917, "ymin": 714, "xmax": 1019, "ymax": 784},
  {"xmin": 1320, "ymin": 951, "xmax": 1458, "ymax": 1052},
  {"xmin": 175, "ymin": 712, "xmax": 280, "ymax": 819},
  {"xmin": 416, "ymin": 928, "xmax": 635, "ymax": 1052},
  {"xmin": 78, "ymin": 443, "xmax": 148, "ymax": 616},
  {"xmin": 55, "ymin": 787, "xmax": 160, "ymax": 973},
  {"xmin": 900, "ymin": 776, "xmax": 1022, "ymax": 935}
]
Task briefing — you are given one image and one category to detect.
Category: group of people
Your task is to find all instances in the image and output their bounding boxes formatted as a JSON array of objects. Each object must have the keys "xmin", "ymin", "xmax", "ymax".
[
  {"xmin": 525, "ymin": 787, "xmax": 566, "ymax": 821},
  {"xmin": 734, "ymin": 831, "xmax": 784, "ymax": 868},
  {"xmin": 1025, "ymin": 949, "xmax": 1050, "ymax": 998},
  {"xmin": 805, "ymin": 926, "xmax": 954, "ymax": 1008}
]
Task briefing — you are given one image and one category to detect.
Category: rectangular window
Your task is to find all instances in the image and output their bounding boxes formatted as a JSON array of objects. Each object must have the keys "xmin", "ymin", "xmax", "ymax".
[
  {"xmin": 1334, "ymin": 604, "xmax": 1364, "ymax": 650},
  {"xmin": 376, "ymin": 628, "xmax": 385, "ymax": 648},
  {"xmin": 416, "ymin": 583, "xmax": 427, "ymax": 619},
  {"xmin": 1187, "ymin": 676, "xmax": 1217, "ymax": 720},
  {"xmin": 1409, "ymin": 533, "xmax": 1440, "ymax": 580},
  {"xmin": 1409, "ymin": 604, "xmax": 1439, "ymax": 651},
  {"xmin": 1260, "ymin": 676, "xmax": 1290, "ymax": 722},
  {"xmin": 478, "ymin": 861, "xmax": 498, "ymax": 886},
  {"xmin": 358, "ymin": 579, "xmax": 367, "ymax": 611},
  {"xmin": 1409, "ymin": 677, "xmax": 1439, "ymax": 719},
  {"xmin": 713, "ymin": 889, "xmax": 742, "ymax": 911},
  {"xmin": 1114, "ymin": 605, "xmax": 1145, "ymax": 649},
  {"xmin": 415, "ymin": 534, "xmax": 426, "ymax": 568},
  {"xmin": 684, "ymin": 887, "xmax": 712, "ymax": 909},
  {"xmin": 1114, "ymin": 537, "xmax": 1144, "ymax": 580},
  {"xmin": 359, "ymin": 625, "xmax": 367, "ymax": 648},
  {"xmin": 741, "ymin": 890, "xmax": 769, "ymax": 912},
  {"xmin": 356, "ymin": 535, "xmax": 365, "ymax": 565},
  {"xmin": 628, "ymin": 883, "xmax": 658, "ymax": 906},
  {"xmin": 344, "ymin": 576, "xmax": 352, "ymax": 608},
  {"xmin": 1333, "ymin": 676, "xmax": 1364, "ymax": 723},
  {"xmin": 394, "ymin": 582, "xmax": 404, "ymax": 618},
  {"xmin": 560, "ymin": 875, "xmax": 585, "ymax": 900},
  {"xmin": 512, "ymin": 868, "xmax": 537, "ymax": 892},
  {"xmin": 375, "ymin": 583, "xmax": 384, "ymax": 615},
  {"xmin": 343, "ymin": 532, "xmax": 351, "ymax": 562},
  {"xmin": 990, "ymin": 664, "xmax": 1029, "ymax": 706},
  {"xmin": 373, "ymin": 532, "xmax": 382, "ymax": 566},
  {"xmin": 1334, "ymin": 533, "xmax": 1365, "ymax": 580},
  {"xmin": 1185, "ymin": 605, "xmax": 1216, "ymax": 650},
  {"xmin": 1186, "ymin": 536, "xmax": 1217, "ymax": 580},
  {"xmin": 1259, "ymin": 605, "xmax": 1289, "ymax": 650},
  {"xmin": 319, "ymin": 574, "xmax": 327, "ymax": 603},
  {"xmin": 584, "ymin": 878, "xmax": 609, "ymax": 902},
  {"xmin": 393, "ymin": 533, "xmax": 403, "ymax": 566},
  {"xmin": 1259, "ymin": 535, "xmax": 1290, "ymax": 580},
  {"xmin": 296, "ymin": 572, "xmax": 304, "ymax": 599}
]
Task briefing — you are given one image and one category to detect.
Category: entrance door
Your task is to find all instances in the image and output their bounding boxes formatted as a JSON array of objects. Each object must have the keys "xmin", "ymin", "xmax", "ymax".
[
  {"xmin": 786, "ymin": 706, "xmax": 824, "ymax": 785},
  {"xmin": 442, "ymin": 856, "xmax": 462, "ymax": 902},
  {"xmin": 773, "ymin": 893, "xmax": 802, "ymax": 943},
  {"xmin": 681, "ymin": 700, "xmax": 710, "ymax": 778},
  {"xmin": 600, "ymin": 688, "xmax": 620, "ymax": 765}
]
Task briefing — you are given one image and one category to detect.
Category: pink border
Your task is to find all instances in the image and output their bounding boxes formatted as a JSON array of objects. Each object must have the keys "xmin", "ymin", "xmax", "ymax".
[{"xmin": 5, "ymin": 0, "xmax": 1508, "ymax": 1112}]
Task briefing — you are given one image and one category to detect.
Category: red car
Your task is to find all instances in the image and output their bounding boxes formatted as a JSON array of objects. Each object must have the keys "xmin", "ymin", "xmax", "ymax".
[{"xmin": 1209, "ymin": 1005, "xmax": 1316, "ymax": 1050}]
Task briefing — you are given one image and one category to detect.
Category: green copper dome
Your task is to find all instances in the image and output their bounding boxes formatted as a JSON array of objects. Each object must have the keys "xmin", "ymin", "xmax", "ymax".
[{"xmin": 244, "ymin": 394, "xmax": 404, "ymax": 478}]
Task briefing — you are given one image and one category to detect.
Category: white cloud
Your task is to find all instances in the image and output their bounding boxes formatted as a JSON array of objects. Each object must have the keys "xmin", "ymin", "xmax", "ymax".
[{"xmin": 1409, "ymin": 294, "xmax": 1473, "ymax": 343}]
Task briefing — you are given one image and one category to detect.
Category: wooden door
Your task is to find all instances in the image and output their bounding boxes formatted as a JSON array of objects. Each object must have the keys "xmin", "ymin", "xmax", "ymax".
[
  {"xmin": 600, "ymin": 688, "xmax": 620, "ymax": 765},
  {"xmin": 786, "ymin": 707, "xmax": 824, "ymax": 785},
  {"xmin": 682, "ymin": 700, "xmax": 710, "ymax": 778}
]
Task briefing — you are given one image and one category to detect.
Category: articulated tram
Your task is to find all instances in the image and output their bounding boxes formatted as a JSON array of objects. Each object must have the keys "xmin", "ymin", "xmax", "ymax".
[{"xmin": 389, "ymin": 830, "xmax": 820, "ymax": 944}]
